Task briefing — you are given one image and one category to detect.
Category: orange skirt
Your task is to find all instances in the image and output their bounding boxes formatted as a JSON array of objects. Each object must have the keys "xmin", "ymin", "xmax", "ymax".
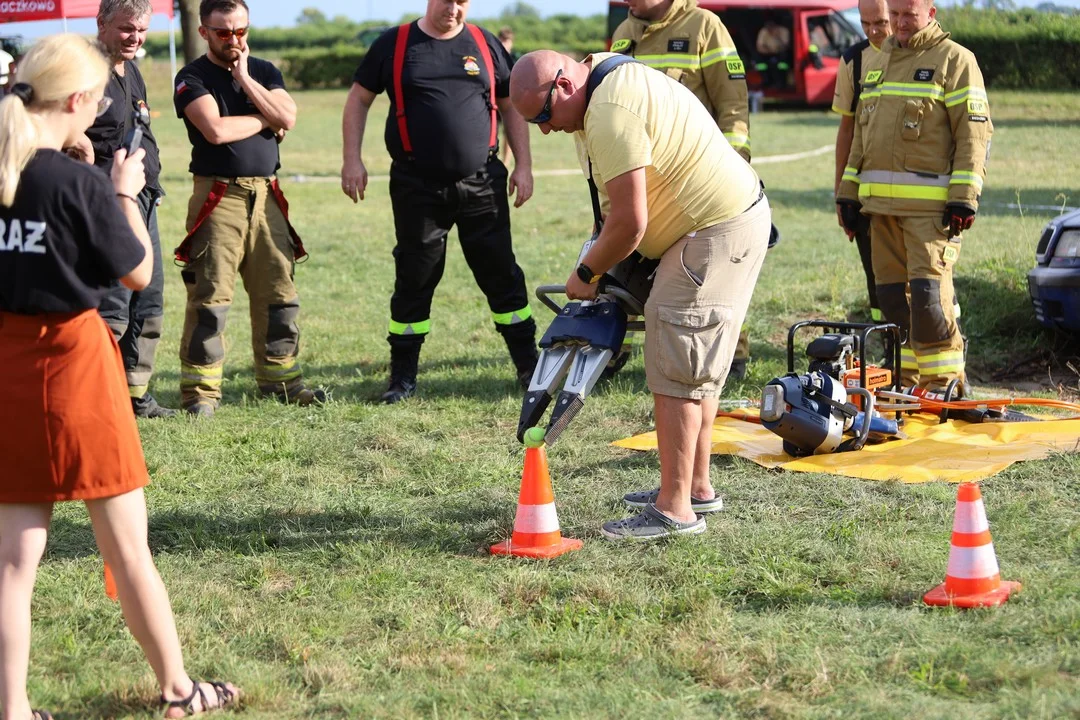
[{"xmin": 0, "ymin": 310, "xmax": 149, "ymax": 503}]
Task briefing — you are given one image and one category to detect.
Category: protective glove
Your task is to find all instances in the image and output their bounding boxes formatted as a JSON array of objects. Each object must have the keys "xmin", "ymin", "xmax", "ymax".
[
  {"xmin": 943, "ymin": 204, "xmax": 976, "ymax": 239},
  {"xmin": 837, "ymin": 200, "xmax": 863, "ymax": 235}
]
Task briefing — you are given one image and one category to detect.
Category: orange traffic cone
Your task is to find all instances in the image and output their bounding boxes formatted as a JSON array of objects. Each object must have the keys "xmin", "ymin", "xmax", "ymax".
[
  {"xmin": 491, "ymin": 428, "xmax": 582, "ymax": 559},
  {"xmin": 924, "ymin": 482, "xmax": 1020, "ymax": 608},
  {"xmin": 104, "ymin": 561, "xmax": 118, "ymax": 601}
]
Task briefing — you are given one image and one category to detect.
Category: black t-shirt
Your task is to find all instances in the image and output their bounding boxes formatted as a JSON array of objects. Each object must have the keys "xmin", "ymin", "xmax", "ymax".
[
  {"xmin": 354, "ymin": 22, "xmax": 513, "ymax": 180},
  {"xmin": 85, "ymin": 60, "xmax": 162, "ymax": 191},
  {"xmin": 174, "ymin": 55, "xmax": 285, "ymax": 178},
  {"xmin": 0, "ymin": 151, "xmax": 145, "ymax": 314}
]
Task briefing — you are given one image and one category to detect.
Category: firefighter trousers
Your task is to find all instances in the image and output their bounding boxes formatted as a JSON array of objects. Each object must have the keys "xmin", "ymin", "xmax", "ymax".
[
  {"xmin": 99, "ymin": 187, "xmax": 165, "ymax": 398},
  {"xmin": 853, "ymin": 213, "xmax": 880, "ymax": 321},
  {"xmin": 870, "ymin": 214, "xmax": 965, "ymax": 391},
  {"xmin": 178, "ymin": 176, "xmax": 304, "ymax": 408},
  {"xmin": 386, "ymin": 158, "xmax": 533, "ymax": 345}
]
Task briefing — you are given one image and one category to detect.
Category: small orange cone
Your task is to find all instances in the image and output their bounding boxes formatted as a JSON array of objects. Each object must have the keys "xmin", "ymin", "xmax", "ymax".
[
  {"xmin": 924, "ymin": 482, "xmax": 1020, "ymax": 608},
  {"xmin": 491, "ymin": 428, "xmax": 582, "ymax": 559},
  {"xmin": 104, "ymin": 561, "xmax": 118, "ymax": 601}
]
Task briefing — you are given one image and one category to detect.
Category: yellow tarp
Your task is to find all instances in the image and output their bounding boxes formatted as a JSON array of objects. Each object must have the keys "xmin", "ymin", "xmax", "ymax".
[{"xmin": 612, "ymin": 410, "xmax": 1080, "ymax": 483}]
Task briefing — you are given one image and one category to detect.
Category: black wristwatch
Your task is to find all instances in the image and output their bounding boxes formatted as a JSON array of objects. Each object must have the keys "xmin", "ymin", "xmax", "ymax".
[{"xmin": 576, "ymin": 263, "xmax": 602, "ymax": 285}]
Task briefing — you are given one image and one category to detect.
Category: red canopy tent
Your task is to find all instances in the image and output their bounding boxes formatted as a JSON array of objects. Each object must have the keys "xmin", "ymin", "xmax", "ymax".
[{"xmin": 0, "ymin": 0, "xmax": 178, "ymax": 76}]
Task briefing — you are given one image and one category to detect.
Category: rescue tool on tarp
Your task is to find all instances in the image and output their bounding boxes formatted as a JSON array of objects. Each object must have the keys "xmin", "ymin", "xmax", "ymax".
[
  {"xmin": 759, "ymin": 320, "xmax": 906, "ymax": 456},
  {"xmin": 755, "ymin": 320, "xmax": 1080, "ymax": 456}
]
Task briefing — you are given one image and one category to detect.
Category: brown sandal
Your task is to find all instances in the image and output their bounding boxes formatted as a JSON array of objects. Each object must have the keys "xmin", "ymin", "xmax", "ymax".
[{"xmin": 160, "ymin": 681, "xmax": 238, "ymax": 716}]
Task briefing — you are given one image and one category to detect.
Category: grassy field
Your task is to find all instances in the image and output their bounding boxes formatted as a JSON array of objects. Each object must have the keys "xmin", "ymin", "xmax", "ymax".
[{"xmin": 24, "ymin": 60, "xmax": 1080, "ymax": 719}]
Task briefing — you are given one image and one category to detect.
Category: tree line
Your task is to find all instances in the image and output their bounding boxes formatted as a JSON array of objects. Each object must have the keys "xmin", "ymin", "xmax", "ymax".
[
  {"xmin": 163, "ymin": 2, "xmax": 606, "ymax": 62},
  {"xmin": 158, "ymin": 3, "xmax": 1077, "ymax": 90}
]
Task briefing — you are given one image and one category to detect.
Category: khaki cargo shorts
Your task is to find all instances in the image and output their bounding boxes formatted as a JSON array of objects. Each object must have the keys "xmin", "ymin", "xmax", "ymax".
[{"xmin": 644, "ymin": 197, "xmax": 771, "ymax": 399}]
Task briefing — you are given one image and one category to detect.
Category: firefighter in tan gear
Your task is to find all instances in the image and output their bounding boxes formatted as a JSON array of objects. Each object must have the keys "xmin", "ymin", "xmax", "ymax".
[
  {"xmin": 613, "ymin": 0, "xmax": 757, "ymax": 377},
  {"xmin": 173, "ymin": 0, "xmax": 324, "ymax": 417},
  {"xmin": 612, "ymin": 0, "xmax": 750, "ymax": 160},
  {"xmin": 837, "ymin": 0, "xmax": 991, "ymax": 394},
  {"xmin": 832, "ymin": 0, "xmax": 891, "ymax": 324}
]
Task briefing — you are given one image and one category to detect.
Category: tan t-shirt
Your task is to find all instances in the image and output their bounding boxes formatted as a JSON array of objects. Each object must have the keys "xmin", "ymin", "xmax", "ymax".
[
  {"xmin": 574, "ymin": 53, "xmax": 760, "ymax": 258},
  {"xmin": 756, "ymin": 25, "xmax": 791, "ymax": 56}
]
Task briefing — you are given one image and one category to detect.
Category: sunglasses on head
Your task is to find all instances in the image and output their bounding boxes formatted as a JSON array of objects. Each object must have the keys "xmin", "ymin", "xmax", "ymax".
[
  {"xmin": 204, "ymin": 25, "xmax": 249, "ymax": 41},
  {"xmin": 527, "ymin": 68, "xmax": 563, "ymax": 124}
]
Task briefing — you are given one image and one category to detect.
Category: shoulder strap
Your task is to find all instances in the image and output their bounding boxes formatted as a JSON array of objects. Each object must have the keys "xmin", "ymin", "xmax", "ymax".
[
  {"xmin": 466, "ymin": 24, "xmax": 498, "ymax": 150},
  {"xmin": 586, "ymin": 54, "xmax": 638, "ymax": 108},
  {"xmin": 393, "ymin": 23, "xmax": 412, "ymax": 153},
  {"xmin": 851, "ymin": 40, "xmax": 868, "ymax": 113},
  {"xmin": 585, "ymin": 55, "xmax": 640, "ymax": 231}
]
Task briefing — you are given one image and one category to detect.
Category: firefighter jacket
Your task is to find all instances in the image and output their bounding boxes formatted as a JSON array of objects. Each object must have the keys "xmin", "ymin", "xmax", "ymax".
[
  {"xmin": 837, "ymin": 21, "xmax": 991, "ymax": 217},
  {"xmin": 611, "ymin": 0, "xmax": 751, "ymax": 160}
]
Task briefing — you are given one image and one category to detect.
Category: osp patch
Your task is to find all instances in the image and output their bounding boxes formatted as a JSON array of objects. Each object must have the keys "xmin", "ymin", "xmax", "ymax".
[
  {"xmin": 967, "ymin": 97, "xmax": 989, "ymax": 122},
  {"xmin": 611, "ymin": 38, "xmax": 634, "ymax": 54}
]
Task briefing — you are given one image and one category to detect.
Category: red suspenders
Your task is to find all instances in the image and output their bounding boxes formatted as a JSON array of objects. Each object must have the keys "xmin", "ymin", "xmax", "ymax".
[
  {"xmin": 174, "ymin": 180, "xmax": 307, "ymax": 266},
  {"xmin": 467, "ymin": 24, "xmax": 499, "ymax": 150},
  {"xmin": 174, "ymin": 180, "xmax": 228, "ymax": 265},
  {"xmin": 392, "ymin": 23, "xmax": 413, "ymax": 153},
  {"xmin": 392, "ymin": 22, "xmax": 498, "ymax": 155}
]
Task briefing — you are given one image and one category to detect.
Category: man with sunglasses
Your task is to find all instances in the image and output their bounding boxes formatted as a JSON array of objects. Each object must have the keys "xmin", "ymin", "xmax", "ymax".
[
  {"xmin": 76, "ymin": 0, "xmax": 177, "ymax": 418},
  {"xmin": 511, "ymin": 50, "xmax": 771, "ymax": 541},
  {"xmin": 341, "ymin": 0, "xmax": 537, "ymax": 404},
  {"xmin": 174, "ymin": 0, "xmax": 323, "ymax": 417}
]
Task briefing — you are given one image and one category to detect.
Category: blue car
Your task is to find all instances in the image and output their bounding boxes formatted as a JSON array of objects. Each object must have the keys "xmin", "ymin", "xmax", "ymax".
[{"xmin": 1028, "ymin": 208, "xmax": 1080, "ymax": 333}]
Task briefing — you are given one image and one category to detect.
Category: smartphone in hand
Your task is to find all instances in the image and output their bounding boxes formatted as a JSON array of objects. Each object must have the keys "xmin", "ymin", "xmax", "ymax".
[{"xmin": 122, "ymin": 111, "xmax": 147, "ymax": 155}]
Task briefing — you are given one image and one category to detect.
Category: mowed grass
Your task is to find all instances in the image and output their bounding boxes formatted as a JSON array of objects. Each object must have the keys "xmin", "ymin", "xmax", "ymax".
[{"xmin": 26, "ymin": 59, "xmax": 1080, "ymax": 718}]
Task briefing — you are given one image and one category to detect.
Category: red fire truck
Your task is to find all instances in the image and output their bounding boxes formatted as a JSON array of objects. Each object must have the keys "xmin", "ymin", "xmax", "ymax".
[{"xmin": 607, "ymin": 0, "xmax": 864, "ymax": 106}]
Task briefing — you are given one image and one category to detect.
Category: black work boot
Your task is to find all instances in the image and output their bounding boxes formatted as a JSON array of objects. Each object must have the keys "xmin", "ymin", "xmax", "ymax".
[
  {"xmin": 382, "ymin": 339, "xmax": 421, "ymax": 404},
  {"xmin": 499, "ymin": 319, "xmax": 539, "ymax": 391},
  {"xmin": 131, "ymin": 393, "xmax": 179, "ymax": 419},
  {"xmin": 184, "ymin": 399, "xmax": 217, "ymax": 418}
]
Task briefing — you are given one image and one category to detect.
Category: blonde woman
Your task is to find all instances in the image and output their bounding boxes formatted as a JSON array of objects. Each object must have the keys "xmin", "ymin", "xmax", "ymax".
[{"xmin": 0, "ymin": 35, "xmax": 240, "ymax": 719}]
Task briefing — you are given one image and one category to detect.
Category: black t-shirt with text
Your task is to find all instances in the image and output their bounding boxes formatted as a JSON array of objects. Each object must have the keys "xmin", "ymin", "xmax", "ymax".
[
  {"xmin": 0, "ymin": 151, "xmax": 145, "ymax": 314},
  {"xmin": 85, "ymin": 60, "xmax": 162, "ymax": 190},
  {"xmin": 173, "ymin": 55, "xmax": 285, "ymax": 178},
  {"xmin": 354, "ymin": 22, "xmax": 513, "ymax": 180}
]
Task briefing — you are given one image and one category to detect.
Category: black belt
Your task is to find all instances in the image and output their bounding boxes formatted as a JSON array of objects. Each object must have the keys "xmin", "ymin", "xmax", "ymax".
[{"xmin": 744, "ymin": 187, "xmax": 766, "ymax": 214}]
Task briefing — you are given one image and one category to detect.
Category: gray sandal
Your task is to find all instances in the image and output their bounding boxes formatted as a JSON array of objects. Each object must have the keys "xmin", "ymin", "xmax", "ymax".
[
  {"xmin": 601, "ymin": 503, "xmax": 706, "ymax": 541},
  {"xmin": 623, "ymin": 487, "xmax": 724, "ymax": 513}
]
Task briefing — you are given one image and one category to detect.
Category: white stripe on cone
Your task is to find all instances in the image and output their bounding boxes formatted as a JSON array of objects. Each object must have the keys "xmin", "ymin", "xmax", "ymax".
[
  {"xmin": 946, "ymin": 544, "xmax": 1001, "ymax": 579},
  {"xmin": 513, "ymin": 503, "xmax": 561, "ymax": 535},
  {"xmin": 953, "ymin": 499, "xmax": 990, "ymax": 534}
]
